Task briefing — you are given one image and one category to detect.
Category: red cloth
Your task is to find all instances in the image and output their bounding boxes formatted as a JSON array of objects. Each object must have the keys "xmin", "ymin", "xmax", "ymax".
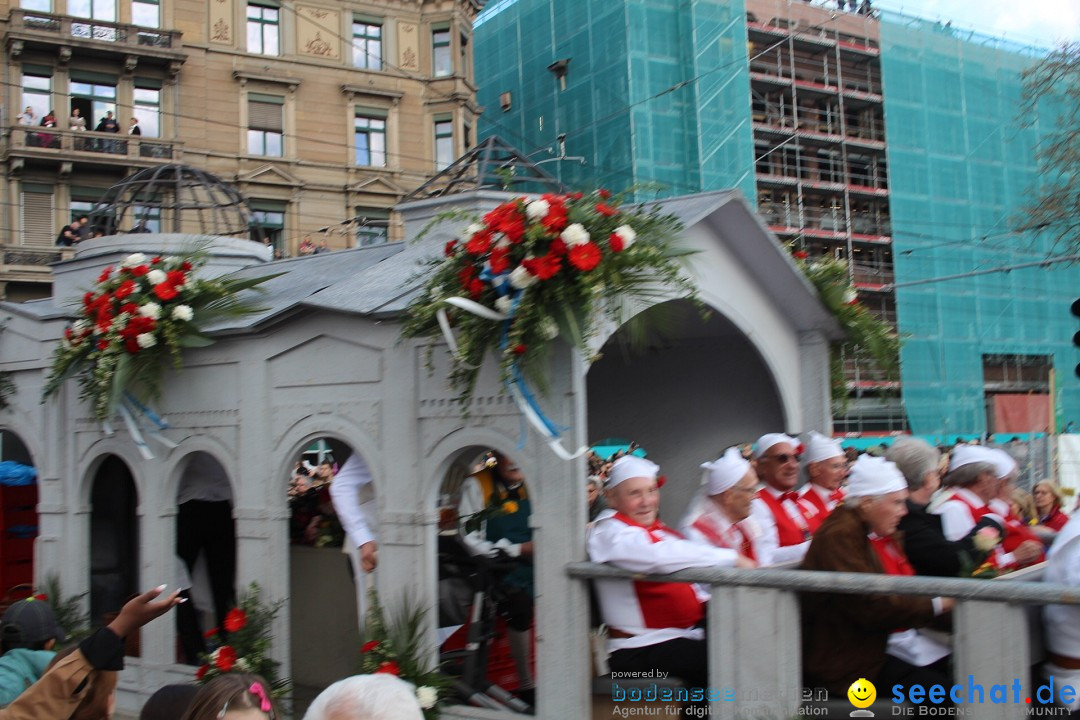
[
  {"xmin": 757, "ymin": 489, "xmax": 812, "ymax": 546},
  {"xmin": 868, "ymin": 535, "xmax": 914, "ymax": 576},
  {"xmin": 1041, "ymin": 506, "xmax": 1069, "ymax": 532}
]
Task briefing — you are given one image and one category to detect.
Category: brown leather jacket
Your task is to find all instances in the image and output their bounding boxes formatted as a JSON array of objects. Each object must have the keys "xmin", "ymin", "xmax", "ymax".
[{"xmin": 800, "ymin": 505, "xmax": 937, "ymax": 693}]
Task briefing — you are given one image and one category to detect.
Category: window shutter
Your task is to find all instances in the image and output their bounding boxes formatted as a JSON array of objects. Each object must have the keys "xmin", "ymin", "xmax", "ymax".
[
  {"xmin": 21, "ymin": 190, "xmax": 54, "ymax": 247},
  {"xmin": 248, "ymin": 100, "xmax": 283, "ymax": 131}
]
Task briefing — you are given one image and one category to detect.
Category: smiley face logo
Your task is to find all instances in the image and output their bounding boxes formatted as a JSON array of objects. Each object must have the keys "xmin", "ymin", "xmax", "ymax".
[{"xmin": 847, "ymin": 677, "xmax": 876, "ymax": 709}]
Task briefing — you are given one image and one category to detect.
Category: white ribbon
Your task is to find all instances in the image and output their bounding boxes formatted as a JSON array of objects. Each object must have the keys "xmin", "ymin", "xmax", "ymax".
[
  {"xmin": 117, "ymin": 402, "xmax": 154, "ymax": 460},
  {"xmin": 506, "ymin": 382, "xmax": 590, "ymax": 461}
]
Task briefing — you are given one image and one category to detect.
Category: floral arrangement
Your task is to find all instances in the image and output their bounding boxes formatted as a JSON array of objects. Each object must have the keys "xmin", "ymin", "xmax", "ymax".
[
  {"xmin": 959, "ymin": 526, "xmax": 1004, "ymax": 579},
  {"xmin": 360, "ymin": 587, "xmax": 452, "ymax": 718},
  {"xmin": 196, "ymin": 583, "xmax": 290, "ymax": 699},
  {"xmin": 42, "ymin": 246, "xmax": 277, "ymax": 421},
  {"xmin": 791, "ymin": 252, "xmax": 900, "ymax": 414},
  {"xmin": 402, "ymin": 190, "xmax": 695, "ymax": 401}
]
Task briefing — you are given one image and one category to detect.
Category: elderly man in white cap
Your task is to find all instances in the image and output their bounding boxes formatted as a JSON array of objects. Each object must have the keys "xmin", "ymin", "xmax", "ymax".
[
  {"xmin": 1042, "ymin": 512, "xmax": 1080, "ymax": 714},
  {"xmin": 748, "ymin": 433, "xmax": 815, "ymax": 565},
  {"xmin": 801, "ymin": 455, "xmax": 954, "ymax": 698},
  {"xmin": 679, "ymin": 447, "xmax": 761, "ymax": 564},
  {"xmin": 799, "ymin": 431, "xmax": 848, "ymax": 533},
  {"xmin": 986, "ymin": 448, "xmax": 1044, "ymax": 569},
  {"xmin": 588, "ymin": 455, "xmax": 754, "ymax": 696}
]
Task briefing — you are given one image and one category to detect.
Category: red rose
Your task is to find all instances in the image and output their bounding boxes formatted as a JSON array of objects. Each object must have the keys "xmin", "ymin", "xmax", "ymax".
[
  {"xmin": 513, "ymin": 344, "xmax": 527, "ymax": 355},
  {"xmin": 567, "ymin": 242, "xmax": 602, "ymax": 272},
  {"xmin": 375, "ymin": 660, "xmax": 400, "ymax": 676},
  {"xmin": 549, "ymin": 238, "xmax": 567, "ymax": 256},
  {"xmin": 569, "ymin": 192, "xmax": 584, "ymax": 200},
  {"xmin": 597, "ymin": 189, "xmax": 612, "ymax": 199},
  {"xmin": 130, "ymin": 265, "xmax": 149, "ymax": 277},
  {"xmin": 195, "ymin": 664, "xmax": 209, "ymax": 681},
  {"xmin": 98, "ymin": 266, "xmax": 113, "ymax": 283},
  {"xmin": 114, "ymin": 279, "xmax": 137, "ymax": 300},
  {"xmin": 97, "ymin": 340, "xmax": 109, "ymax": 351},
  {"xmin": 444, "ymin": 239, "xmax": 458, "ymax": 257},
  {"xmin": 361, "ymin": 640, "xmax": 380, "ymax": 653},
  {"xmin": 489, "ymin": 247, "xmax": 511, "ymax": 274},
  {"xmin": 467, "ymin": 278, "xmax": 485, "ymax": 299},
  {"xmin": 497, "ymin": 215, "xmax": 526, "ymax": 244},
  {"xmin": 204, "ymin": 628, "xmax": 220, "ymax": 639},
  {"xmin": 523, "ymin": 254, "xmax": 561, "ymax": 280},
  {"xmin": 151, "ymin": 256, "xmax": 162, "ymax": 265},
  {"xmin": 181, "ymin": 262, "xmax": 193, "ymax": 271},
  {"xmin": 166, "ymin": 270, "xmax": 186, "ymax": 287},
  {"xmin": 83, "ymin": 291, "xmax": 95, "ymax": 308},
  {"xmin": 215, "ymin": 645, "xmax": 237, "ymax": 673},
  {"xmin": 595, "ymin": 203, "xmax": 617, "ymax": 217},
  {"xmin": 153, "ymin": 283, "xmax": 179, "ymax": 301},
  {"xmin": 124, "ymin": 338, "xmax": 140, "ymax": 353},
  {"xmin": 457, "ymin": 265, "xmax": 475, "ymax": 289},
  {"xmin": 224, "ymin": 608, "xmax": 247, "ymax": 633},
  {"xmin": 793, "ymin": 250, "xmax": 809, "ymax": 260},
  {"xmin": 608, "ymin": 232, "xmax": 625, "ymax": 253},
  {"xmin": 466, "ymin": 228, "xmax": 495, "ymax": 255},
  {"xmin": 120, "ymin": 303, "xmax": 138, "ymax": 315}
]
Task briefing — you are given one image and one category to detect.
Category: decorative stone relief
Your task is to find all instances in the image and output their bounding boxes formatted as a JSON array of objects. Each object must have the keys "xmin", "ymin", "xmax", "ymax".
[
  {"xmin": 210, "ymin": 0, "xmax": 231, "ymax": 45},
  {"xmin": 397, "ymin": 22, "xmax": 419, "ymax": 71},
  {"xmin": 296, "ymin": 6, "xmax": 341, "ymax": 60}
]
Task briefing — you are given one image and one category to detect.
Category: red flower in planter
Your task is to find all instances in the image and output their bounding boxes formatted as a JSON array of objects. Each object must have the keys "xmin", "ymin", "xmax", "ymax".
[
  {"xmin": 224, "ymin": 608, "xmax": 247, "ymax": 633},
  {"xmin": 375, "ymin": 660, "xmax": 400, "ymax": 676},
  {"xmin": 214, "ymin": 645, "xmax": 237, "ymax": 673}
]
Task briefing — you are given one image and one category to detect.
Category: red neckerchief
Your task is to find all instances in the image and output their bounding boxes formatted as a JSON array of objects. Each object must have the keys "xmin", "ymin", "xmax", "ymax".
[
  {"xmin": 690, "ymin": 512, "xmax": 756, "ymax": 561},
  {"xmin": 612, "ymin": 512, "xmax": 683, "ymax": 541},
  {"xmin": 868, "ymin": 533, "xmax": 914, "ymax": 576}
]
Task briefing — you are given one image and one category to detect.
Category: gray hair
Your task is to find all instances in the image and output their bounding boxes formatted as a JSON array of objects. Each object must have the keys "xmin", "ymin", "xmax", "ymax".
[
  {"xmin": 886, "ymin": 437, "xmax": 940, "ymax": 492},
  {"xmin": 943, "ymin": 461, "xmax": 996, "ymax": 488},
  {"xmin": 303, "ymin": 675, "xmax": 424, "ymax": 720}
]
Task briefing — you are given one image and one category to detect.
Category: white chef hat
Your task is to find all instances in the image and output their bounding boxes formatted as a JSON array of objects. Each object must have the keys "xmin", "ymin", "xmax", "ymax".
[
  {"xmin": 753, "ymin": 433, "xmax": 798, "ymax": 459},
  {"xmin": 987, "ymin": 448, "xmax": 1018, "ymax": 479},
  {"xmin": 947, "ymin": 444, "xmax": 999, "ymax": 473},
  {"xmin": 802, "ymin": 431, "xmax": 844, "ymax": 464},
  {"xmin": 607, "ymin": 455, "xmax": 660, "ymax": 489},
  {"xmin": 701, "ymin": 447, "xmax": 751, "ymax": 496},
  {"xmin": 844, "ymin": 455, "xmax": 907, "ymax": 498}
]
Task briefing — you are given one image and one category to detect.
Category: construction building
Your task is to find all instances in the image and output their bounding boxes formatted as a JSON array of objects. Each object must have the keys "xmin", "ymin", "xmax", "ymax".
[
  {"xmin": 0, "ymin": 0, "xmax": 482, "ymax": 300},
  {"xmin": 473, "ymin": 0, "xmax": 1079, "ymax": 440}
]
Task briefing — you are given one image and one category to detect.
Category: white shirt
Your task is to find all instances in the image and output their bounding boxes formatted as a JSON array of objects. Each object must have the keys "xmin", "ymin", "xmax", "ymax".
[
  {"xmin": 588, "ymin": 509, "xmax": 736, "ymax": 650},
  {"xmin": 680, "ymin": 500, "xmax": 761, "ymax": 560},
  {"xmin": 1044, "ymin": 514, "xmax": 1080, "ymax": 658},
  {"xmin": 328, "ymin": 453, "xmax": 377, "ymax": 550},
  {"xmin": 933, "ymin": 488, "xmax": 1013, "ymax": 566},
  {"xmin": 749, "ymin": 486, "xmax": 811, "ymax": 566}
]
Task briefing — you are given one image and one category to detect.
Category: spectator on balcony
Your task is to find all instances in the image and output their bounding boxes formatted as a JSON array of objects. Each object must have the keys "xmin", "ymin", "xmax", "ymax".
[
  {"xmin": 298, "ymin": 235, "xmax": 316, "ymax": 256},
  {"xmin": 128, "ymin": 117, "xmax": 141, "ymax": 136},
  {"xmin": 16, "ymin": 107, "xmax": 35, "ymax": 126},
  {"xmin": 799, "ymin": 431, "xmax": 848, "ymax": 532},
  {"xmin": 801, "ymin": 455, "xmax": 953, "ymax": 697},
  {"xmin": 95, "ymin": 111, "xmax": 119, "ymax": 134},
  {"xmin": 69, "ymin": 108, "xmax": 86, "ymax": 132},
  {"xmin": 55, "ymin": 220, "xmax": 81, "ymax": 247},
  {"xmin": 37, "ymin": 110, "xmax": 59, "ymax": 149},
  {"xmin": 76, "ymin": 216, "xmax": 91, "ymax": 242},
  {"xmin": 749, "ymin": 433, "xmax": 816, "ymax": 565}
]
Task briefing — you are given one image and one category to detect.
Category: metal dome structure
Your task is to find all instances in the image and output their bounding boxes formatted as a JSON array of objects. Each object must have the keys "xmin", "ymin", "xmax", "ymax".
[{"xmin": 88, "ymin": 164, "xmax": 258, "ymax": 237}]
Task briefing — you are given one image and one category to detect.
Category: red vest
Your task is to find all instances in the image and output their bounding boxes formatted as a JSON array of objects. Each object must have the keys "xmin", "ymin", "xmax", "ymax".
[
  {"xmin": 690, "ymin": 513, "xmax": 757, "ymax": 562},
  {"xmin": 756, "ymin": 489, "xmax": 811, "ymax": 546}
]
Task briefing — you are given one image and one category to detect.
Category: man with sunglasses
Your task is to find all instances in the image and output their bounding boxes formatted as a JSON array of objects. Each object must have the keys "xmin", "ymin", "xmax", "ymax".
[{"xmin": 749, "ymin": 433, "xmax": 816, "ymax": 565}]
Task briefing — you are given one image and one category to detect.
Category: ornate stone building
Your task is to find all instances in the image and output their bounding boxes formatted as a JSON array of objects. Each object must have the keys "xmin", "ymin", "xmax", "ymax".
[{"xmin": 0, "ymin": 0, "xmax": 482, "ymax": 300}]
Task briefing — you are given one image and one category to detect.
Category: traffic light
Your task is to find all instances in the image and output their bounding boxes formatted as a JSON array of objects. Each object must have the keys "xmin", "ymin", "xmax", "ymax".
[{"xmin": 1073, "ymin": 298, "xmax": 1080, "ymax": 378}]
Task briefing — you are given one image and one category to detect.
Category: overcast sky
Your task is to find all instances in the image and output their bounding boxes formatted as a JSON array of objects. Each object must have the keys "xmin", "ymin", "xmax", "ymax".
[{"xmin": 868, "ymin": 0, "xmax": 1080, "ymax": 48}]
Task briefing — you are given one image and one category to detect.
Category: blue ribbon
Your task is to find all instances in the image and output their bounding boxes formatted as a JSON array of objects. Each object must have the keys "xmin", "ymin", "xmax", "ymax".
[{"xmin": 122, "ymin": 391, "xmax": 171, "ymax": 430}]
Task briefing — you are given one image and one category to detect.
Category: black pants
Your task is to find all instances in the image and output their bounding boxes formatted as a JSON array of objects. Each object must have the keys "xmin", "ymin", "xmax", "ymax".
[
  {"xmin": 878, "ymin": 655, "xmax": 953, "ymax": 702},
  {"xmin": 176, "ymin": 500, "xmax": 237, "ymax": 655},
  {"xmin": 609, "ymin": 637, "xmax": 709, "ymax": 717}
]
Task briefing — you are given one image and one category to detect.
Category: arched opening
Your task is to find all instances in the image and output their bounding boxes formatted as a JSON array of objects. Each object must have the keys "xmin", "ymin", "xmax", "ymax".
[
  {"xmin": 288, "ymin": 437, "xmax": 366, "ymax": 712},
  {"xmin": 174, "ymin": 451, "xmax": 235, "ymax": 666},
  {"xmin": 436, "ymin": 446, "xmax": 536, "ymax": 713},
  {"xmin": 0, "ymin": 431, "xmax": 37, "ymax": 605},
  {"xmin": 587, "ymin": 299, "xmax": 785, "ymax": 521},
  {"xmin": 89, "ymin": 455, "xmax": 138, "ymax": 650}
]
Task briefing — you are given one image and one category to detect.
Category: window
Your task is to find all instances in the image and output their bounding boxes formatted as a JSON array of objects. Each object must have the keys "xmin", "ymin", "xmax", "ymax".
[
  {"xmin": 250, "ymin": 205, "xmax": 285, "ymax": 255},
  {"xmin": 354, "ymin": 110, "xmax": 386, "ymax": 167},
  {"xmin": 247, "ymin": 94, "xmax": 283, "ymax": 157},
  {"xmin": 352, "ymin": 20, "xmax": 382, "ymax": 70},
  {"xmin": 132, "ymin": 0, "xmax": 159, "ymax": 28},
  {"xmin": 70, "ymin": 77, "xmax": 117, "ymax": 132},
  {"xmin": 432, "ymin": 27, "xmax": 451, "ymax": 77},
  {"xmin": 133, "ymin": 84, "xmax": 160, "ymax": 137},
  {"xmin": 22, "ymin": 183, "xmax": 54, "ymax": 248},
  {"xmin": 20, "ymin": 0, "xmax": 51, "ymax": 11},
  {"xmin": 434, "ymin": 117, "xmax": 454, "ymax": 170},
  {"xmin": 21, "ymin": 72, "xmax": 51, "ymax": 122},
  {"xmin": 69, "ymin": 0, "xmax": 115, "ymax": 20},
  {"xmin": 463, "ymin": 119, "xmax": 472, "ymax": 151},
  {"xmin": 460, "ymin": 31, "xmax": 469, "ymax": 77},
  {"xmin": 130, "ymin": 205, "xmax": 161, "ymax": 232},
  {"xmin": 355, "ymin": 208, "xmax": 389, "ymax": 247},
  {"xmin": 247, "ymin": 3, "xmax": 279, "ymax": 56}
]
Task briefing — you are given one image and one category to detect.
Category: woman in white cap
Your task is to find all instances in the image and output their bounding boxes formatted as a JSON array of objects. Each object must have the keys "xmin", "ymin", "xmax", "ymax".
[
  {"xmin": 588, "ymin": 455, "xmax": 753, "ymax": 704},
  {"xmin": 801, "ymin": 455, "xmax": 954, "ymax": 698},
  {"xmin": 798, "ymin": 431, "xmax": 848, "ymax": 533},
  {"xmin": 679, "ymin": 447, "xmax": 760, "ymax": 564}
]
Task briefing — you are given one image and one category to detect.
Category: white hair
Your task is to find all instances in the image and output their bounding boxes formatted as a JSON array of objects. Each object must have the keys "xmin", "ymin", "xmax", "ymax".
[
  {"xmin": 302, "ymin": 675, "xmax": 424, "ymax": 720},
  {"xmin": 886, "ymin": 437, "xmax": 940, "ymax": 492}
]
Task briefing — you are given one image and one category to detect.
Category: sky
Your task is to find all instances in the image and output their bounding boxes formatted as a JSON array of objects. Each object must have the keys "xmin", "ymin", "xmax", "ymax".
[{"xmin": 868, "ymin": 0, "xmax": 1080, "ymax": 48}]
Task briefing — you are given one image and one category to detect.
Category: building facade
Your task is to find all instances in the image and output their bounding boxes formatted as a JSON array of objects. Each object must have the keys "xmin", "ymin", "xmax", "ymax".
[
  {"xmin": 473, "ymin": 0, "xmax": 1080, "ymax": 439},
  {"xmin": 1, "ymin": 0, "xmax": 482, "ymax": 300}
]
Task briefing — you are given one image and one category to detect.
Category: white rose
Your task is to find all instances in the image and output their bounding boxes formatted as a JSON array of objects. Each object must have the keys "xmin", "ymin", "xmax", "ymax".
[
  {"xmin": 136, "ymin": 332, "xmax": 157, "ymax": 349},
  {"xmin": 525, "ymin": 199, "xmax": 550, "ymax": 220},
  {"xmin": 171, "ymin": 304, "xmax": 194, "ymax": 322},
  {"xmin": 494, "ymin": 296, "xmax": 512, "ymax": 315},
  {"xmin": 147, "ymin": 269, "xmax": 167, "ymax": 285},
  {"xmin": 235, "ymin": 657, "xmax": 251, "ymax": 672},
  {"xmin": 138, "ymin": 302, "xmax": 161, "ymax": 320},
  {"xmin": 508, "ymin": 265, "xmax": 537, "ymax": 290},
  {"xmin": 843, "ymin": 288, "xmax": 858, "ymax": 304},
  {"xmin": 121, "ymin": 253, "xmax": 146, "ymax": 267},
  {"xmin": 73, "ymin": 320, "xmax": 89, "ymax": 333},
  {"xmin": 540, "ymin": 318, "xmax": 559, "ymax": 340},
  {"xmin": 561, "ymin": 223, "xmax": 590, "ymax": 247},
  {"xmin": 614, "ymin": 224, "xmax": 637, "ymax": 248},
  {"xmin": 416, "ymin": 686, "xmax": 438, "ymax": 710},
  {"xmin": 464, "ymin": 223, "xmax": 484, "ymax": 237}
]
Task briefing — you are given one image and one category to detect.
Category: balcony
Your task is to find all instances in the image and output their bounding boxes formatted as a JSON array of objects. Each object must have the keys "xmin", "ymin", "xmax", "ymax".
[
  {"xmin": 6, "ymin": 126, "xmax": 183, "ymax": 166},
  {"xmin": 0, "ymin": 245, "xmax": 69, "ymax": 283},
  {"xmin": 6, "ymin": 9, "xmax": 185, "ymax": 71}
]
